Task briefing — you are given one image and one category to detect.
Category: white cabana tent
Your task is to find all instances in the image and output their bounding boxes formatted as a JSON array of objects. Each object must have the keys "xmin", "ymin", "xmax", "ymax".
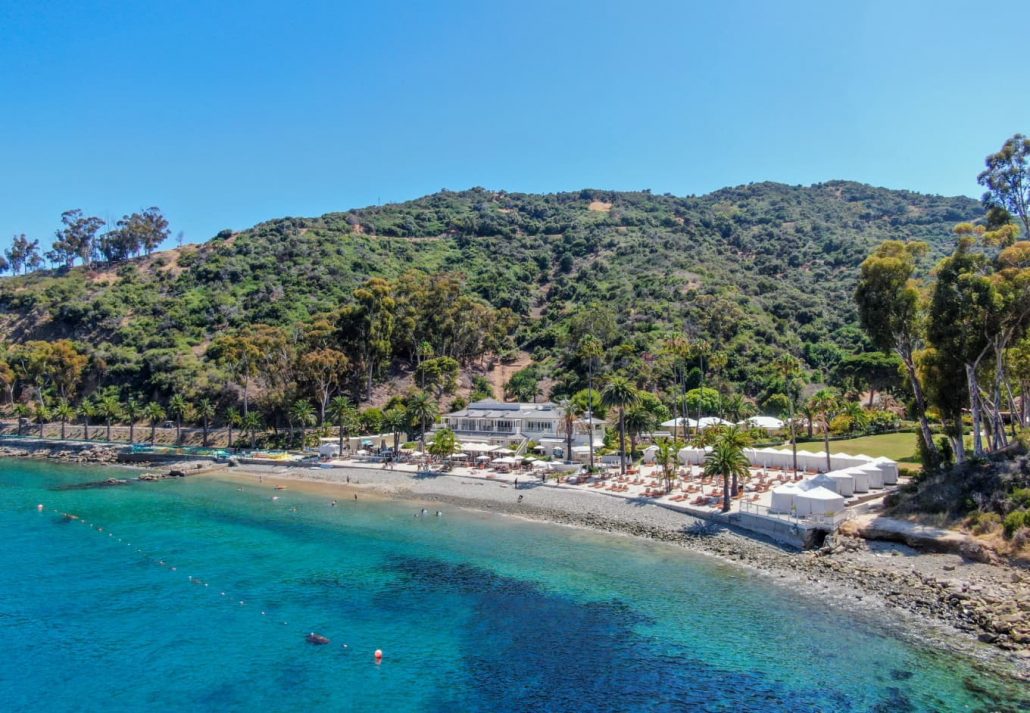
[
  {"xmin": 751, "ymin": 447, "xmax": 782, "ymax": 468},
  {"xmin": 872, "ymin": 457, "xmax": 899, "ymax": 485},
  {"xmin": 494, "ymin": 448, "xmax": 515, "ymax": 456},
  {"xmin": 661, "ymin": 417, "xmax": 698, "ymax": 430},
  {"xmin": 677, "ymin": 446, "xmax": 710, "ymax": 465},
  {"xmin": 825, "ymin": 472, "xmax": 855, "ymax": 497},
  {"xmin": 698, "ymin": 417, "xmax": 733, "ymax": 429},
  {"xmin": 770, "ymin": 484, "xmax": 802, "ymax": 513},
  {"xmin": 844, "ymin": 467, "xmax": 871, "ymax": 493},
  {"xmin": 742, "ymin": 416, "xmax": 785, "ymax": 431},
  {"xmin": 318, "ymin": 441, "xmax": 341, "ymax": 457},
  {"xmin": 642, "ymin": 445, "xmax": 659, "ymax": 464},
  {"xmin": 795, "ymin": 450, "xmax": 825, "ymax": 472},
  {"xmin": 803, "ymin": 473, "xmax": 840, "ymax": 494},
  {"xmin": 854, "ymin": 464, "xmax": 885, "ymax": 489},
  {"xmin": 794, "ymin": 487, "xmax": 845, "ymax": 516}
]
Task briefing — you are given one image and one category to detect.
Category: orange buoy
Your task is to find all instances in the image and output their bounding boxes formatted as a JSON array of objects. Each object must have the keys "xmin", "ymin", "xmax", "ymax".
[{"xmin": 374, "ymin": 649, "xmax": 383, "ymax": 662}]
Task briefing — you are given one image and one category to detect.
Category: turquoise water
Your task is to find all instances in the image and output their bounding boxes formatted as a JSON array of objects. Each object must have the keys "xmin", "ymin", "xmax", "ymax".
[{"xmin": 0, "ymin": 460, "xmax": 1024, "ymax": 712}]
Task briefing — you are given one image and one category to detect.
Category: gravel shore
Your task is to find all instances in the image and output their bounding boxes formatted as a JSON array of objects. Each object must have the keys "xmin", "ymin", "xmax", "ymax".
[{"xmin": 206, "ymin": 461, "xmax": 1029, "ymax": 679}]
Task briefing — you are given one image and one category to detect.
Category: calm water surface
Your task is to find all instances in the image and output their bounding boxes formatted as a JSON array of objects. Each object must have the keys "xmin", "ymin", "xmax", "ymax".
[{"xmin": 0, "ymin": 460, "xmax": 1024, "ymax": 712}]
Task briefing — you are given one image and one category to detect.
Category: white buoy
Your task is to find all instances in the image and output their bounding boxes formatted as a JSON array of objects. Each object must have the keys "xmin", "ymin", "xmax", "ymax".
[{"xmin": 36, "ymin": 504, "xmax": 43, "ymax": 512}]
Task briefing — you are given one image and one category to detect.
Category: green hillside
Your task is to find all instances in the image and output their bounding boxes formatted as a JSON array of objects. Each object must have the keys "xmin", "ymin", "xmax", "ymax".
[{"xmin": 0, "ymin": 181, "xmax": 980, "ymax": 411}]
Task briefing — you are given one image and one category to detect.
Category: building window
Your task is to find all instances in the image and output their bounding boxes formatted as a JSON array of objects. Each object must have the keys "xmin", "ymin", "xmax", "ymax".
[{"xmin": 495, "ymin": 420, "xmax": 515, "ymax": 433}]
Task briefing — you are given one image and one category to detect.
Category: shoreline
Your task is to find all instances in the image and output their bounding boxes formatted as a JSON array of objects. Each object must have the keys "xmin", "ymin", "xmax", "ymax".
[
  {"xmin": 3, "ymin": 447, "xmax": 1027, "ymax": 680},
  {"xmin": 196, "ymin": 461, "xmax": 1030, "ymax": 680}
]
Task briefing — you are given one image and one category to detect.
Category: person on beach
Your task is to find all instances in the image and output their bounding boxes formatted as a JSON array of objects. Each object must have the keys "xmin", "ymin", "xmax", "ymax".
[
  {"xmin": 517, "ymin": 494, "xmax": 524, "ymax": 504},
  {"xmin": 354, "ymin": 494, "xmax": 358, "ymax": 500},
  {"xmin": 514, "ymin": 477, "xmax": 518, "ymax": 489}
]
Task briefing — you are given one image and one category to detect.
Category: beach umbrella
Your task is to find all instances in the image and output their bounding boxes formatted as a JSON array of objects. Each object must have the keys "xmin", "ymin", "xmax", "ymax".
[{"xmin": 476, "ymin": 455, "xmax": 491, "ymax": 461}]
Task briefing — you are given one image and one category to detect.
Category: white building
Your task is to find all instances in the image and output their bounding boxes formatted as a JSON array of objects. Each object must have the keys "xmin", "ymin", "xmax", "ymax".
[{"xmin": 438, "ymin": 399, "xmax": 604, "ymax": 455}]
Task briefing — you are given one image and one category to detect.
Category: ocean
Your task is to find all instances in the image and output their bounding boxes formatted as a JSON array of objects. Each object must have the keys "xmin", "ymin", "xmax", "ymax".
[{"xmin": 0, "ymin": 459, "xmax": 1024, "ymax": 712}]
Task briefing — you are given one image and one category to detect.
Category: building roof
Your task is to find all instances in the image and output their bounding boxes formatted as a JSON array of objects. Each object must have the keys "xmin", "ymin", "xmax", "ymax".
[{"xmin": 447, "ymin": 400, "xmax": 560, "ymax": 419}]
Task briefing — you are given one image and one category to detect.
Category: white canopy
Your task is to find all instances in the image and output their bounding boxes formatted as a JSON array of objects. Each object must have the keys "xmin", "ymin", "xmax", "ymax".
[
  {"xmin": 872, "ymin": 456, "xmax": 899, "ymax": 485},
  {"xmin": 492, "ymin": 456, "xmax": 519, "ymax": 465},
  {"xmin": 770, "ymin": 484, "xmax": 802, "ymax": 513},
  {"xmin": 494, "ymin": 448, "xmax": 515, "ymax": 455},
  {"xmin": 475, "ymin": 455, "xmax": 491, "ymax": 461},
  {"xmin": 802, "ymin": 473, "xmax": 840, "ymax": 493},
  {"xmin": 698, "ymin": 417, "xmax": 733, "ymax": 429},
  {"xmin": 794, "ymin": 486, "xmax": 845, "ymax": 516},
  {"xmin": 824, "ymin": 472, "xmax": 855, "ymax": 497},
  {"xmin": 844, "ymin": 467, "xmax": 871, "ymax": 493},
  {"xmin": 447, "ymin": 452, "xmax": 468, "ymax": 459},
  {"xmin": 742, "ymin": 416, "xmax": 785, "ymax": 430},
  {"xmin": 661, "ymin": 417, "xmax": 698, "ymax": 429},
  {"xmin": 460, "ymin": 442, "xmax": 499, "ymax": 453}
]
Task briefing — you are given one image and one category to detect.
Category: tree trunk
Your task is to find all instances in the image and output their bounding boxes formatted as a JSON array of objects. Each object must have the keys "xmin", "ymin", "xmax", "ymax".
[
  {"xmin": 129, "ymin": 422, "xmax": 135, "ymax": 444},
  {"xmin": 106, "ymin": 420, "xmax": 111, "ymax": 442},
  {"xmin": 721, "ymin": 473, "xmax": 731, "ymax": 512},
  {"xmin": 618, "ymin": 408, "xmax": 627, "ymax": 476},
  {"xmin": 898, "ymin": 349, "xmax": 940, "ymax": 465},
  {"xmin": 175, "ymin": 418, "xmax": 182, "ymax": 445},
  {"xmin": 966, "ymin": 364, "xmax": 984, "ymax": 457},
  {"xmin": 203, "ymin": 419, "xmax": 209, "ymax": 448},
  {"xmin": 868, "ymin": 389, "xmax": 875, "ymax": 408},
  {"xmin": 83, "ymin": 420, "xmax": 89, "ymax": 440},
  {"xmin": 822, "ymin": 418, "xmax": 831, "ymax": 472},
  {"xmin": 60, "ymin": 420, "xmax": 66, "ymax": 440},
  {"xmin": 587, "ymin": 367, "xmax": 595, "ymax": 472},
  {"xmin": 227, "ymin": 423, "xmax": 233, "ymax": 449},
  {"xmin": 338, "ymin": 421, "xmax": 344, "ymax": 456},
  {"xmin": 151, "ymin": 424, "xmax": 157, "ymax": 445},
  {"xmin": 39, "ymin": 420, "xmax": 45, "ymax": 438}
]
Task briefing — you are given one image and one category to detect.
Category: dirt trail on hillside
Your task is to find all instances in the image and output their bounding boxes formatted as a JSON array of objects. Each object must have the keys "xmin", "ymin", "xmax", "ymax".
[{"xmin": 491, "ymin": 351, "xmax": 532, "ymax": 399}]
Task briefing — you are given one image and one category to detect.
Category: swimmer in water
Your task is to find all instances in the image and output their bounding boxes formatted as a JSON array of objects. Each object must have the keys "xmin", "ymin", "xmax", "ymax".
[
  {"xmin": 436, "ymin": 511, "xmax": 442, "ymax": 517},
  {"xmin": 354, "ymin": 494, "xmax": 358, "ymax": 500},
  {"xmin": 272, "ymin": 496, "xmax": 279, "ymax": 501},
  {"xmin": 330, "ymin": 500, "xmax": 336, "ymax": 507}
]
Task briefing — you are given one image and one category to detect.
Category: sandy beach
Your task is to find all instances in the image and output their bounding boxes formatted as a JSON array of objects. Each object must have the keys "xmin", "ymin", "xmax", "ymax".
[{"xmin": 192, "ymin": 459, "xmax": 1030, "ymax": 679}]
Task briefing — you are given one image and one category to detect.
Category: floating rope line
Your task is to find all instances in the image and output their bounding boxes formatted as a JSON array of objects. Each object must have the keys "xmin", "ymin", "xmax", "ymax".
[{"xmin": 36, "ymin": 502, "xmax": 376, "ymax": 656}]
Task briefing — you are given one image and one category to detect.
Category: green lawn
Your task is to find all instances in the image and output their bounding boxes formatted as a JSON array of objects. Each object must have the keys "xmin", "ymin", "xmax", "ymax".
[{"xmin": 797, "ymin": 432, "xmax": 920, "ymax": 464}]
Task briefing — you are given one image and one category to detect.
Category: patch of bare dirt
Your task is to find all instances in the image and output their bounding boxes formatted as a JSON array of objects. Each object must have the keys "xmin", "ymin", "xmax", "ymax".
[{"xmin": 588, "ymin": 201, "xmax": 612, "ymax": 213}]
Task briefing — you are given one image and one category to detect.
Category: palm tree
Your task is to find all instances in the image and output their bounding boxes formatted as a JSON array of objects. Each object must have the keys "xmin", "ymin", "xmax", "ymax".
[
  {"xmin": 655, "ymin": 437, "xmax": 678, "ymax": 493},
  {"xmin": 773, "ymin": 355, "xmax": 805, "ymax": 474},
  {"xmin": 54, "ymin": 399, "xmax": 75, "ymax": 440},
  {"xmin": 807, "ymin": 388, "xmax": 840, "ymax": 472},
  {"xmin": 328, "ymin": 396, "xmax": 356, "ymax": 456},
  {"xmin": 557, "ymin": 397, "xmax": 582, "ymax": 463},
  {"xmin": 123, "ymin": 398, "xmax": 141, "ymax": 444},
  {"xmin": 143, "ymin": 402, "xmax": 165, "ymax": 445},
  {"xmin": 168, "ymin": 393, "xmax": 189, "ymax": 444},
  {"xmin": 713, "ymin": 424, "xmax": 752, "ymax": 496},
  {"xmin": 225, "ymin": 407, "xmax": 241, "ymax": 449},
  {"xmin": 78, "ymin": 400, "xmax": 95, "ymax": 441},
  {"xmin": 601, "ymin": 376, "xmax": 639, "ymax": 476},
  {"xmin": 623, "ymin": 405, "xmax": 656, "ymax": 461},
  {"xmin": 579, "ymin": 335, "xmax": 603, "ymax": 471},
  {"xmin": 196, "ymin": 398, "xmax": 216, "ymax": 448},
  {"xmin": 383, "ymin": 405, "xmax": 407, "ymax": 453},
  {"xmin": 703, "ymin": 435, "xmax": 751, "ymax": 513},
  {"xmin": 33, "ymin": 402, "xmax": 50, "ymax": 438},
  {"xmin": 289, "ymin": 399, "xmax": 316, "ymax": 448},
  {"xmin": 406, "ymin": 390, "xmax": 438, "ymax": 454},
  {"xmin": 13, "ymin": 403, "xmax": 30, "ymax": 436},
  {"xmin": 242, "ymin": 411, "xmax": 262, "ymax": 449},
  {"xmin": 96, "ymin": 393, "xmax": 122, "ymax": 442}
]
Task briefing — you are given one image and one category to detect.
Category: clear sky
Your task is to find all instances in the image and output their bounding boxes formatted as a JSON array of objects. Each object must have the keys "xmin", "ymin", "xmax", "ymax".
[{"xmin": 1, "ymin": 0, "xmax": 1026, "ymax": 250}]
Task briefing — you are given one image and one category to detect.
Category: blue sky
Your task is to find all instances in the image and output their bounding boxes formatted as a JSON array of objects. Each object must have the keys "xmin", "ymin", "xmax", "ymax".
[{"xmin": 1, "ymin": 0, "xmax": 1026, "ymax": 249}]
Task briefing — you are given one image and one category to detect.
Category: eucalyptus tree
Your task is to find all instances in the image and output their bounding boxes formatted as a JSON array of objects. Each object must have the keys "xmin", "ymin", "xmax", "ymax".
[
  {"xmin": 856, "ymin": 241, "xmax": 939, "ymax": 465},
  {"xmin": 978, "ymin": 133, "xmax": 1030, "ymax": 238},
  {"xmin": 601, "ymin": 376, "xmax": 639, "ymax": 476}
]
